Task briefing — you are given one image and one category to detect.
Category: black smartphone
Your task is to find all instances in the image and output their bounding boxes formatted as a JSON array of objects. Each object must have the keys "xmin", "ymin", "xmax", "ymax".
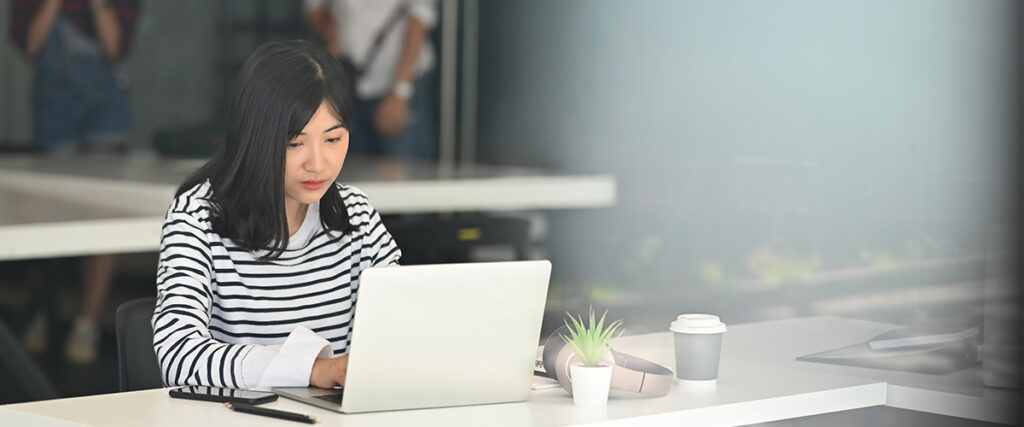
[{"xmin": 168, "ymin": 386, "xmax": 278, "ymax": 405}]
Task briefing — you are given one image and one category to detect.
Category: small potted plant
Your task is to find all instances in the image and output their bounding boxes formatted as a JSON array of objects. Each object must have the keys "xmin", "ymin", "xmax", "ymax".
[{"xmin": 560, "ymin": 307, "xmax": 624, "ymax": 407}]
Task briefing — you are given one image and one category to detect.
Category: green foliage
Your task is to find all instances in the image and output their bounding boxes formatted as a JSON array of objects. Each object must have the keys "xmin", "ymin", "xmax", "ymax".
[
  {"xmin": 747, "ymin": 247, "xmax": 821, "ymax": 284},
  {"xmin": 559, "ymin": 307, "xmax": 624, "ymax": 367},
  {"xmin": 699, "ymin": 261, "xmax": 726, "ymax": 286},
  {"xmin": 861, "ymin": 234, "xmax": 968, "ymax": 269}
]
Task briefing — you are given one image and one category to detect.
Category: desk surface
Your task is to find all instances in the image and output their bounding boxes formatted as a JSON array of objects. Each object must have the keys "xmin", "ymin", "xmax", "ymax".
[
  {"xmin": 0, "ymin": 154, "xmax": 616, "ymax": 260},
  {"xmin": 0, "ymin": 334, "xmax": 884, "ymax": 427},
  {"xmin": 721, "ymin": 316, "xmax": 1021, "ymax": 424},
  {"xmin": 6, "ymin": 316, "xmax": 1017, "ymax": 426}
]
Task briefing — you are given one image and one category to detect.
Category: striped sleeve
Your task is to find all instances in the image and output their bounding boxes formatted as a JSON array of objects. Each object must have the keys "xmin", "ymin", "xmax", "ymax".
[
  {"xmin": 366, "ymin": 206, "xmax": 401, "ymax": 267},
  {"xmin": 152, "ymin": 208, "xmax": 258, "ymax": 388},
  {"xmin": 340, "ymin": 185, "xmax": 402, "ymax": 268}
]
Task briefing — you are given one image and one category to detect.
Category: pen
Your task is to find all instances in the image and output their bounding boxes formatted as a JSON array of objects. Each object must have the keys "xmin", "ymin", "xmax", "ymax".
[{"xmin": 224, "ymin": 402, "xmax": 319, "ymax": 424}]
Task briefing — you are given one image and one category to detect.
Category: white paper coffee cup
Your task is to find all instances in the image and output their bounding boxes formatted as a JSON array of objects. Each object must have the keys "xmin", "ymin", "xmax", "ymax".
[{"xmin": 670, "ymin": 314, "xmax": 726, "ymax": 386}]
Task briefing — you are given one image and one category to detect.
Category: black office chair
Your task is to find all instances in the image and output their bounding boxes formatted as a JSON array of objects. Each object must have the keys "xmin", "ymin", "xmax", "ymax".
[{"xmin": 115, "ymin": 297, "xmax": 164, "ymax": 392}]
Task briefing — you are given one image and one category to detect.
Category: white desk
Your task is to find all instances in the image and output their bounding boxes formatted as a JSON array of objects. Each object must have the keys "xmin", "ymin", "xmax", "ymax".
[
  {"xmin": 4, "ymin": 316, "xmax": 1015, "ymax": 426},
  {"xmin": 721, "ymin": 316, "xmax": 1021, "ymax": 425},
  {"xmin": 0, "ymin": 154, "xmax": 616, "ymax": 260},
  {"xmin": 0, "ymin": 338, "xmax": 884, "ymax": 427}
]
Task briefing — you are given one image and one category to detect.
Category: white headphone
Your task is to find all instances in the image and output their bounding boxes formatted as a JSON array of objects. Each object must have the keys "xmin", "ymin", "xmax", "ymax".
[{"xmin": 542, "ymin": 326, "xmax": 673, "ymax": 397}]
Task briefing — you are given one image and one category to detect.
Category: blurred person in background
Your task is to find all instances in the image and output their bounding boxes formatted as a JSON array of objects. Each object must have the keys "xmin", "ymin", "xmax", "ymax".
[
  {"xmin": 8, "ymin": 0, "xmax": 140, "ymax": 364},
  {"xmin": 9, "ymin": 0, "xmax": 139, "ymax": 155},
  {"xmin": 306, "ymin": 0, "xmax": 438, "ymax": 161}
]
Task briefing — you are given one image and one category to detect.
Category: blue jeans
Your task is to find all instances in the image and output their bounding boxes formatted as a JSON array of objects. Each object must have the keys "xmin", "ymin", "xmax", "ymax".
[
  {"xmin": 33, "ymin": 16, "xmax": 131, "ymax": 153},
  {"xmin": 348, "ymin": 73, "xmax": 436, "ymax": 160}
]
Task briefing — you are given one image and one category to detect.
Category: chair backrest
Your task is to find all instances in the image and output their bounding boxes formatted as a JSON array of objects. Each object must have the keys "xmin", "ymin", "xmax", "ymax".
[{"xmin": 115, "ymin": 297, "xmax": 163, "ymax": 392}]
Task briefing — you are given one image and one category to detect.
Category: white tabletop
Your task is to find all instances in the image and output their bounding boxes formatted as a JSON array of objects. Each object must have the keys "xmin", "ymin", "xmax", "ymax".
[
  {"xmin": 2, "ymin": 317, "xmax": 1010, "ymax": 426},
  {"xmin": 720, "ymin": 316, "xmax": 1021, "ymax": 425},
  {"xmin": 0, "ymin": 333, "xmax": 885, "ymax": 427},
  {"xmin": 3, "ymin": 315, "xmax": 1014, "ymax": 426},
  {"xmin": 0, "ymin": 154, "xmax": 616, "ymax": 260}
]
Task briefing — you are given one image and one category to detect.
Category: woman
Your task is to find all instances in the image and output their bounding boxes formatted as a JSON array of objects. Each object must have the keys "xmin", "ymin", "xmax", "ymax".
[{"xmin": 152, "ymin": 40, "xmax": 401, "ymax": 389}]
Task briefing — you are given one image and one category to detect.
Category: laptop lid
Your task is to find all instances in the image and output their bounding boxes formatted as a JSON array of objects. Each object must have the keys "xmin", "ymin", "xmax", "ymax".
[{"xmin": 324, "ymin": 260, "xmax": 550, "ymax": 413}]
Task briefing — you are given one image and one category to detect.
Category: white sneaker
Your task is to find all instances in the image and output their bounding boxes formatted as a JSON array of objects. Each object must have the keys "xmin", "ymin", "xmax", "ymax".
[
  {"xmin": 21, "ymin": 314, "xmax": 47, "ymax": 353},
  {"xmin": 65, "ymin": 318, "xmax": 99, "ymax": 364}
]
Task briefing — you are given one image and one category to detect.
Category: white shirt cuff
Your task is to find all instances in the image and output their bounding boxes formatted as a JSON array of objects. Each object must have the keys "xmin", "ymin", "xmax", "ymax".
[
  {"xmin": 241, "ymin": 344, "xmax": 279, "ymax": 389},
  {"xmin": 248, "ymin": 326, "xmax": 333, "ymax": 389}
]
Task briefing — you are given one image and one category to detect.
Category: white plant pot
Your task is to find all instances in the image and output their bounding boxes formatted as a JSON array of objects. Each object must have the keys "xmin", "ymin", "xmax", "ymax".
[{"xmin": 570, "ymin": 363, "xmax": 613, "ymax": 407}]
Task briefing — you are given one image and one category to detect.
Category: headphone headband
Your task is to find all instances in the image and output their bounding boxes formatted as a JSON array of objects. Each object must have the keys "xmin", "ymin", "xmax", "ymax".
[{"xmin": 542, "ymin": 326, "xmax": 672, "ymax": 397}]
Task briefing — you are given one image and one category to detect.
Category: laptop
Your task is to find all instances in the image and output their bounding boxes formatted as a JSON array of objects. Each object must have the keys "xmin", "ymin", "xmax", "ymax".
[{"xmin": 273, "ymin": 260, "xmax": 551, "ymax": 413}]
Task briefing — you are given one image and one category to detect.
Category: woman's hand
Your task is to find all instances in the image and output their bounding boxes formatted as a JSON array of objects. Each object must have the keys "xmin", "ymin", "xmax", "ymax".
[
  {"xmin": 374, "ymin": 94, "xmax": 410, "ymax": 139},
  {"xmin": 309, "ymin": 355, "xmax": 350, "ymax": 388}
]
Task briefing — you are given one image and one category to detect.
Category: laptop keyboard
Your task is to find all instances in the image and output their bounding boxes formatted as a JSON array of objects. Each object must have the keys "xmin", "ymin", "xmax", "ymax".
[{"xmin": 313, "ymin": 391, "xmax": 344, "ymax": 405}]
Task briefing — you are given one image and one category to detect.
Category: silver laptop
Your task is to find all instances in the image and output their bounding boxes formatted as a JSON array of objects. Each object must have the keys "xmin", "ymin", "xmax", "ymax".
[{"xmin": 274, "ymin": 260, "xmax": 551, "ymax": 413}]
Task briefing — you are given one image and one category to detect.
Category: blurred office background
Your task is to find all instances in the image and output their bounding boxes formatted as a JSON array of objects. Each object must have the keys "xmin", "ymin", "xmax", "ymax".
[
  {"xmin": 478, "ymin": 0, "xmax": 1021, "ymax": 331},
  {"xmin": 0, "ymin": 1, "xmax": 1019, "ymax": 424}
]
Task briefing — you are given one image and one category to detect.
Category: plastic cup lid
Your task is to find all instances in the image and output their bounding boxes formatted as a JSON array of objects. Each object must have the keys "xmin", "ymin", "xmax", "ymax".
[{"xmin": 670, "ymin": 314, "xmax": 727, "ymax": 334}]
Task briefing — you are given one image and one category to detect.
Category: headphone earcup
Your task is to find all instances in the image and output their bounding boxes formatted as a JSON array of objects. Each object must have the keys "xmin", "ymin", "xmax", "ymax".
[{"xmin": 542, "ymin": 325, "xmax": 569, "ymax": 378}]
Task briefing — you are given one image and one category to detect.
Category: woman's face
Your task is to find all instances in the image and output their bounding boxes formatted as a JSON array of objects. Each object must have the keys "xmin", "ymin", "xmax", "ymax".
[{"xmin": 284, "ymin": 101, "xmax": 349, "ymax": 210}]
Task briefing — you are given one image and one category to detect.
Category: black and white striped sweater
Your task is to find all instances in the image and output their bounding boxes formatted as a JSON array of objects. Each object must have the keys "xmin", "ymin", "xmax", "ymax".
[{"xmin": 152, "ymin": 180, "xmax": 400, "ymax": 388}]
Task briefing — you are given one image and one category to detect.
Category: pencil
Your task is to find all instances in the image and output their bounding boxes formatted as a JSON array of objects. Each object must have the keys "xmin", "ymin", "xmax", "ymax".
[{"xmin": 224, "ymin": 402, "xmax": 318, "ymax": 424}]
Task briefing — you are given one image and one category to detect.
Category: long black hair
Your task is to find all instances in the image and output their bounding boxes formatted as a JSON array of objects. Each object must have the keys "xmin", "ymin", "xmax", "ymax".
[{"xmin": 176, "ymin": 40, "xmax": 357, "ymax": 260}]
